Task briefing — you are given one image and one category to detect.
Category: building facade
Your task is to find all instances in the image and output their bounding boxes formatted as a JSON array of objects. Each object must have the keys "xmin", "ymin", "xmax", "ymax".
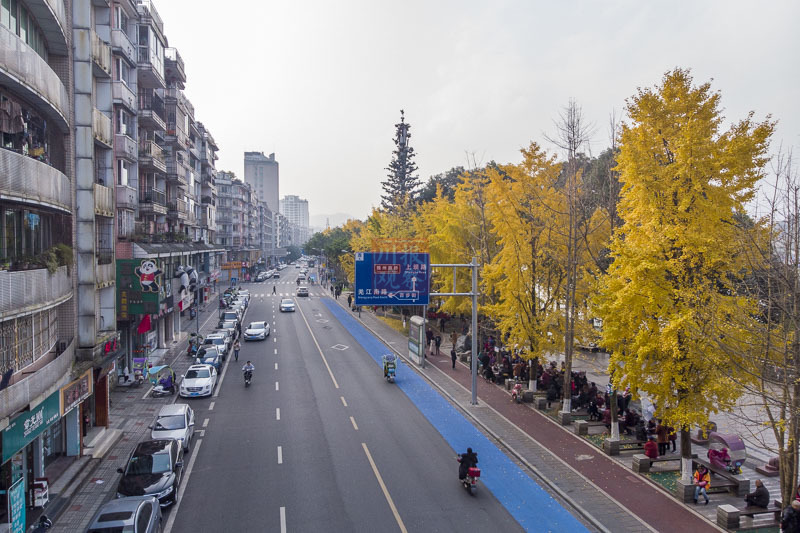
[
  {"xmin": 243, "ymin": 151, "xmax": 279, "ymax": 212},
  {"xmin": 279, "ymin": 194, "xmax": 309, "ymax": 246}
]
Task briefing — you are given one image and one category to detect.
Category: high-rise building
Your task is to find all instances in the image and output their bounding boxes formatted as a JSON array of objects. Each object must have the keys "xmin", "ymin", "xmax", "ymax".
[
  {"xmin": 280, "ymin": 195, "xmax": 310, "ymax": 246},
  {"xmin": 244, "ymin": 151, "xmax": 279, "ymax": 212}
]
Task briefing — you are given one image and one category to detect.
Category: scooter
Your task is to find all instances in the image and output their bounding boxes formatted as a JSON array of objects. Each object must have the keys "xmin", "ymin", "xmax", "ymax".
[
  {"xmin": 244, "ymin": 370, "xmax": 253, "ymax": 387},
  {"xmin": 382, "ymin": 354, "xmax": 397, "ymax": 383},
  {"xmin": 456, "ymin": 456, "xmax": 480, "ymax": 494},
  {"xmin": 511, "ymin": 382, "xmax": 524, "ymax": 404}
]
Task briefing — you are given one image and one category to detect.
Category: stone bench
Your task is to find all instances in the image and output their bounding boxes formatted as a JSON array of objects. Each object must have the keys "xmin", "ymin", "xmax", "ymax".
[
  {"xmin": 603, "ymin": 439, "xmax": 647, "ymax": 456},
  {"xmin": 574, "ymin": 420, "xmax": 606, "ymax": 436},
  {"xmin": 717, "ymin": 502, "xmax": 781, "ymax": 530},
  {"xmin": 693, "ymin": 458, "xmax": 750, "ymax": 497},
  {"xmin": 632, "ymin": 453, "xmax": 695, "ymax": 473}
]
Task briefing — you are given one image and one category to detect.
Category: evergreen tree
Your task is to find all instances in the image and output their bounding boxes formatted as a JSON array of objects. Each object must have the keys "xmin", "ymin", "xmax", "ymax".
[{"xmin": 381, "ymin": 110, "xmax": 420, "ymax": 212}]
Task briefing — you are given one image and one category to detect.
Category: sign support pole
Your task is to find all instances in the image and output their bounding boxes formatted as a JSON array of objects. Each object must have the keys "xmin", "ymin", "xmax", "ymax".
[{"xmin": 471, "ymin": 256, "xmax": 478, "ymax": 405}]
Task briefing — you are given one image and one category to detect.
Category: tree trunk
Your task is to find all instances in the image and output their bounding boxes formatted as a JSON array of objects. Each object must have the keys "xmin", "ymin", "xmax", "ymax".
[
  {"xmin": 681, "ymin": 427, "xmax": 693, "ymax": 481},
  {"xmin": 610, "ymin": 390, "xmax": 620, "ymax": 440}
]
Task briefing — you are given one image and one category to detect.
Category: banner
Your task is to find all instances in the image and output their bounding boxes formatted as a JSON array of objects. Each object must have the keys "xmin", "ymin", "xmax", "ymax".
[
  {"xmin": 2, "ymin": 391, "xmax": 61, "ymax": 463},
  {"xmin": 8, "ymin": 477, "xmax": 24, "ymax": 533}
]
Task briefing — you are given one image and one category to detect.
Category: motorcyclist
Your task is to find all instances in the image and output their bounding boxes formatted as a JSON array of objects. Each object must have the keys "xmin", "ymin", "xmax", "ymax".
[
  {"xmin": 242, "ymin": 361, "xmax": 255, "ymax": 374},
  {"xmin": 458, "ymin": 447, "xmax": 478, "ymax": 480},
  {"xmin": 382, "ymin": 354, "xmax": 396, "ymax": 378}
]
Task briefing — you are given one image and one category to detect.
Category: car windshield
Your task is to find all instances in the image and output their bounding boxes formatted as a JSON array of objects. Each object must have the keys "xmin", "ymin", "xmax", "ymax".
[
  {"xmin": 207, "ymin": 338, "xmax": 224, "ymax": 345},
  {"xmin": 127, "ymin": 452, "xmax": 171, "ymax": 475},
  {"xmin": 248, "ymin": 322, "xmax": 265, "ymax": 329},
  {"xmin": 281, "ymin": 300, "xmax": 293, "ymax": 305},
  {"xmin": 186, "ymin": 368, "xmax": 210, "ymax": 379},
  {"xmin": 155, "ymin": 415, "xmax": 185, "ymax": 430}
]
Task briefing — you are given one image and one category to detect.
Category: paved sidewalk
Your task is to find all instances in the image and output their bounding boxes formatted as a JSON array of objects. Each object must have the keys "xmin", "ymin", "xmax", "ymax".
[
  {"xmin": 51, "ymin": 291, "xmax": 224, "ymax": 532},
  {"xmin": 334, "ymin": 297, "xmax": 717, "ymax": 533}
]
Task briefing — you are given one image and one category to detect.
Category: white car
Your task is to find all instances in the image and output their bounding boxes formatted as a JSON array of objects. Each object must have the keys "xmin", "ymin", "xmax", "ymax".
[
  {"xmin": 179, "ymin": 365, "xmax": 218, "ymax": 398},
  {"xmin": 297, "ymin": 286, "xmax": 309, "ymax": 297},
  {"xmin": 150, "ymin": 404, "xmax": 194, "ymax": 452},
  {"xmin": 244, "ymin": 321, "xmax": 270, "ymax": 341},
  {"xmin": 203, "ymin": 333, "xmax": 230, "ymax": 358},
  {"xmin": 279, "ymin": 298, "xmax": 295, "ymax": 312}
]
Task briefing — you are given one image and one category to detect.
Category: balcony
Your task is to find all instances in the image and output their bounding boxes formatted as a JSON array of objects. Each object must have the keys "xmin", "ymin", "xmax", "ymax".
[
  {"xmin": 0, "ymin": 337, "xmax": 74, "ymax": 427},
  {"xmin": 91, "ymin": 32, "xmax": 112, "ymax": 77},
  {"xmin": 165, "ymin": 122, "xmax": 190, "ymax": 149},
  {"xmin": 116, "ymin": 184, "xmax": 137, "ymax": 210},
  {"xmin": 0, "ymin": 24, "xmax": 69, "ymax": 128},
  {"xmin": 167, "ymin": 198, "xmax": 188, "ymax": 220},
  {"xmin": 166, "ymin": 160, "xmax": 187, "ymax": 188},
  {"xmin": 111, "ymin": 28, "xmax": 136, "ymax": 65},
  {"xmin": 0, "ymin": 149, "xmax": 71, "ymax": 213},
  {"xmin": 139, "ymin": 140, "xmax": 166, "ymax": 173},
  {"xmin": 201, "ymin": 195, "xmax": 215, "ymax": 206},
  {"xmin": 94, "ymin": 183, "xmax": 114, "ymax": 216},
  {"xmin": 137, "ymin": 45, "xmax": 165, "ymax": 89},
  {"xmin": 93, "ymin": 109, "xmax": 112, "ymax": 148},
  {"xmin": 96, "ymin": 259, "xmax": 114, "ymax": 287},
  {"xmin": 165, "ymin": 47, "xmax": 186, "ymax": 86},
  {"xmin": 0, "ymin": 266, "xmax": 72, "ymax": 320},
  {"xmin": 138, "ymin": 93, "xmax": 166, "ymax": 132},
  {"xmin": 138, "ymin": 187, "xmax": 167, "ymax": 215},
  {"xmin": 112, "ymin": 81, "xmax": 136, "ymax": 112},
  {"xmin": 114, "ymin": 134, "xmax": 137, "ymax": 162}
]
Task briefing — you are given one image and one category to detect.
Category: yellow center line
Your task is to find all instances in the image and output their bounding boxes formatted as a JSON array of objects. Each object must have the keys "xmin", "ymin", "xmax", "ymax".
[
  {"xmin": 297, "ymin": 303, "xmax": 340, "ymax": 389},
  {"xmin": 362, "ymin": 443, "xmax": 407, "ymax": 533}
]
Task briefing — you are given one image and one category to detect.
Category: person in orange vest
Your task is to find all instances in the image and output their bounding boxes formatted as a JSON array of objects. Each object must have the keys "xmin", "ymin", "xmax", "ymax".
[{"xmin": 693, "ymin": 465, "xmax": 711, "ymax": 504}]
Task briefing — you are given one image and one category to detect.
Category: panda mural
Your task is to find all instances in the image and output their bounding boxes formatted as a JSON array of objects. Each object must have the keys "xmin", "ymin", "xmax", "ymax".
[{"xmin": 135, "ymin": 260, "xmax": 162, "ymax": 293}]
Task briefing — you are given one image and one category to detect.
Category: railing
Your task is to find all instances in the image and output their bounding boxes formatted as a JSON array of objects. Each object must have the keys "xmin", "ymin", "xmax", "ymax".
[
  {"xmin": 0, "ymin": 266, "xmax": 72, "ymax": 319},
  {"xmin": 112, "ymin": 81, "xmax": 136, "ymax": 110},
  {"xmin": 116, "ymin": 184, "xmax": 137, "ymax": 209},
  {"xmin": 139, "ymin": 188, "xmax": 166, "ymax": 206},
  {"xmin": 168, "ymin": 198, "xmax": 188, "ymax": 215},
  {"xmin": 91, "ymin": 32, "xmax": 112, "ymax": 76},
  {"xmin": 139, "ymin": 91, "xmax": 166, "ymax": 121},
  {"xmin": 139, "ymin": 140, "xmax": 165, "ymax": 163},
  {"xmin": 111, "ymin": 28, "xmax": 136, "ymax": 64},
  {"xmin": 165, "ymin": 47, "xmax": 185, "ymax": 81},
  {"xmin": 115, "ymin": 134, "xmax": 137, "ymax": 161},
  {"xmin": 93, "ymin": 109, "xmax": 112, "ymax": 146},
  {"xmin": 93, "ymin": 183, "xmax": 114, "ymax": 216},
  {"xmin": 0, "ymin": 149, "xmax": 71, "ymax": 213}
]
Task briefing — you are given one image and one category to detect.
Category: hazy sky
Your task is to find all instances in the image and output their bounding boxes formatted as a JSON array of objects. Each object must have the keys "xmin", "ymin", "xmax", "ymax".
[{"xmin": 156, "ymin": 0, "xmax": 799, "ymax": 222}]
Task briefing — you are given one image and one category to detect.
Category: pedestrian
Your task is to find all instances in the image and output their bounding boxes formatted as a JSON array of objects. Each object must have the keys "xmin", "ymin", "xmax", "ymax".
[
  {"xmin": 426, "ymin": 328, "xmax": 433, "ymax": 351},
  {"xmin": 668, "ymin": 425, "xmax": 677, "ymax": 452},
  {"xmin": 781, "ymin": 500, "xmax": 800, "ymax": 533},
  {"xmin": 234, "ymin": 341, "xmax": 241, "ymax": 362},
  {"xmin": 439, "ymin": 316, "xmax": 446, "ymax": 331},
  {"xmin": 236, "ymin": 321, "xmax": 242, "ymax": 338},
  {"xmin": 656, "ymin": 420, "xmax": 668, "ymax": 456},
  {"xmin": 347, "ymin": 294, "xmax": 353, "ymax": 308},
  {"xmin": 644, "ymin": 436, "xmax": 659, "ymax": 464},
  {"xmin": 434, "ymin": 335, "xmax": 442, "ymax": 355},
  {"xmin": 693, "ymin": 465, "xmax": 711, "ymax": 505},
  {"xmin": 744, "ymin": 479, "xmax": 769, "ymax": 508},
  {"xmin": 451, "ymin": 348, "xmax": 457, "ymax": 369},
  {"xmin": 450, "ymin": 331, "xmax": 458, "ymax": 349},
  {"xmin": 272, "ymin": 285, "xmax": 276, "ymax": 294}
]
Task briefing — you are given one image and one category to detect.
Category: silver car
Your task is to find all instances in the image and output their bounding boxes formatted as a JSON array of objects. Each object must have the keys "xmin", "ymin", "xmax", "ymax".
[
  {"xmin": 85, "ymin": 495, "xmax": 162, "ymax": 533},
  {"xmin": 150, "ymin": 404, "xmax": 195, "ymax": 452}
]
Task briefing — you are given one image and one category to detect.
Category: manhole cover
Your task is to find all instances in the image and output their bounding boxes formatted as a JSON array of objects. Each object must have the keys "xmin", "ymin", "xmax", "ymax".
[{"xmin": 331, "ymin": 344, "xmax": 349, "ymax": 351}]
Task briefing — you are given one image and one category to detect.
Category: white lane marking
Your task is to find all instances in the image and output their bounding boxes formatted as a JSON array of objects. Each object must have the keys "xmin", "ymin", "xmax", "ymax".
[
  {"xmin": 277, "ymin": 446, "xmax": 283, "ymax": 464},
  {"xmin": 341, "ymin": 396, "xmax": 347, "ymax": 407},
  {"xmin": 274, "ymin": 349, "xmax": 277, "ymax": 355},
  {"xmin": 274, "ymin": 337, "xmax": 277, "ymax": 343},
  {"xmin": 350, "ymin": 416, "xmax": 358, "ymax": 431},
  {"xmin": 275, "ymin": 381, "xmax": 279, "ymax": 391},
  {"xmin": 276, "ymin": 408, "xmax": 280, "ymax": 420},
  {"xmin": 296, "ymin": 303, "xmax": 340, "ymax": 389},
  {"xmin": 280, "ymin": 507, "xmax": 286, "ymax": 533},
  {"xmin": 202, "ymin": 418, "xmax": 209, "ymax": 428},
  {"xmin": 141, "ymin": 386, "xmax": 153, "ymax": 400},
  {"xmin": 362, "ymin": 443, "xmax": 407, "ymax": 533},
  {"xmin": 163, "ymin": 438, "xmax": 203, "ymax": 533},
  {"xmin": 213, "ymin": 351, "xmax": 232, "ymax": 398},
  {"xmin": 274, "ymin": 362, "xmax": 278, "ymax": 370},
  {"xmin": 209, "ymin": 401, "xmax": 215, "ymax": 411}
]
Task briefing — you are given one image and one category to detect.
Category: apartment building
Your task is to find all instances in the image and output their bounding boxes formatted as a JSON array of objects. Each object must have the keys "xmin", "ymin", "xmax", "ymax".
[
  {"xmin": 280, "ymin": 194, "xmax": 309, "ymax": 246},
  {"xmin": 244, "ymin": 151, "xmax": 279, "ymax": 211}
]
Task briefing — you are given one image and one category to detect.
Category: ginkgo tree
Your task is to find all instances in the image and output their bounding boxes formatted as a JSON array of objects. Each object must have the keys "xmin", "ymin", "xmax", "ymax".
[{"xmin": 596, "ymin": 69, "xmax": 774, "ymax": 481}]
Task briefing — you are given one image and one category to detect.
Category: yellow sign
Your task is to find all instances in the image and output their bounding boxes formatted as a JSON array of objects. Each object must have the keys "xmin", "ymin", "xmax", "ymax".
[
  {"xmin": 221, "ymin": 262, "xmax": 243, "ymax": 270},
  {"xmin": 370, "ymin": 238, "xmax": 428, "ymax": 253}
]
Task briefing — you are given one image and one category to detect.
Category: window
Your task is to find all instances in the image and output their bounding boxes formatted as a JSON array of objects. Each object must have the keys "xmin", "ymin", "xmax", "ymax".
[
  {"xmin": 136, "ymin": 503, "xmax": 153, "ymax": 532},
  {"xmin": 117, "ymin": 159, "xmax": 129, "ymax": 186},
  {"xmin": 1, "ymin": 0, "xmax": 9, "ymax": 30},
  {"xmin": 9, "ymin": 0, "xmax": 16, "ymax": 34}
]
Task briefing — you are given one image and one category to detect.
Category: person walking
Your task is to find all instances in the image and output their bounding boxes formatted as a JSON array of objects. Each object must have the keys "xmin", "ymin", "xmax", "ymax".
[
  {"xmin": 451, "ymin": 348, "xmax": 457, "ymax": 369},
  {"xmin": 450, "ymin": 330, "xmax": 458, "ymax": 350},
  {"xmin": 656, "ymin": 421, "xmax": 668, "ymax": 456},
  {"xmin": 347, "ymin": 294, "xmax": 353, "ymax": 309},
  {"xmin": 272, "ymin": 285, "xmax": 277, "ymax": 295},
  {"xmin": 434, "ymin": 335, "xmax": 442, "ymax": 355},
  {"xmin": 234, "ymin": 341, "xmax": 241, "ymax": 362}
]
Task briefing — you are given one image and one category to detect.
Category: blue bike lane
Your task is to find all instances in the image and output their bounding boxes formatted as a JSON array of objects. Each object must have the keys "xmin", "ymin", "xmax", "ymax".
[{"xmin": 323, "ymin": 300, "xmax": 587, "ymax": 532}]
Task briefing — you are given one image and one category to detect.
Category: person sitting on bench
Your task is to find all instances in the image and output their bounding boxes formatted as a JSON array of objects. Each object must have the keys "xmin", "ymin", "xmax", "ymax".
[
  {"xmin": 644, "ymin": 436, "xmax": 658, "ymax": 461},
  {"xmin": 744, "ymin": 479, "xmax": 770, "ymax": 508},
  {"xmin": 708, "ymin": 447, "xmax": 732, "ymax": 470}
]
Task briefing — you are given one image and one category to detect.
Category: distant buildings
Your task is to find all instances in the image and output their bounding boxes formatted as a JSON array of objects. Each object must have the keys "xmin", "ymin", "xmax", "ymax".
[
  {"xmin": 244, "ymin": 151, "xmax": 279, "ymax": 212},
  {"xmin": 280, "ymin": 194, "xmax": 310, "ymax": 247}
]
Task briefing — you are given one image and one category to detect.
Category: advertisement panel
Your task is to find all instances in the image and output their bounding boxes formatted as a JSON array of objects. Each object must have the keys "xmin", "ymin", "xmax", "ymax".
[
  {"xmin": 60, "ymin": 369, "xmax": 94, "ymax": 416},
  {"xmin": 117, "ymin": 259, "xmax": 162, "ymax": 319},
  {"xmin": 8, "ymin": 477, "xmax": 25, "ymax": 533},
  {"xmin": 2, "ymin": 391, "xmax": 61, "ymax": 463}
]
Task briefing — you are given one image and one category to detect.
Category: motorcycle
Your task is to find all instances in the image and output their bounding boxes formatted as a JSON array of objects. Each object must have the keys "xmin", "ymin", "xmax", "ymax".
[
  {"xmin": 30, "ymin": 515, "xmax": 52, "ymax": 533},
  {"xmin": 149, "ymin": 366, "xmax": 176, "ymax": 397},
  {"xmin": 511, "ymin": 381, "xmax": 524, "ymax": 404},
  {"xmin": 382, "ymin": 354, "xmax": 396, "ymax": 383},
  {"xmin": 244, "ymin": 370, "xmax": 253, "ymax": 387},
  {"xmin": 456, "ymin": 455, "xmax": 480, "ymax": 494}
]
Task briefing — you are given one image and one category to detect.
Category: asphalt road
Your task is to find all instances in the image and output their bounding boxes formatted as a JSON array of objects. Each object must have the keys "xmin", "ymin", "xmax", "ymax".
[{"xmin": 167, "ymin": 280, "xmax": 522, "ymax": 532}]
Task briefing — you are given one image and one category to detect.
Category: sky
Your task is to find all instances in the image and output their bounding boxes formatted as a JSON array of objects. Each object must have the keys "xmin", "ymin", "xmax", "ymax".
[{"xmin": 155, "ymin": 0, "xmax": 800, "ymax": 223}]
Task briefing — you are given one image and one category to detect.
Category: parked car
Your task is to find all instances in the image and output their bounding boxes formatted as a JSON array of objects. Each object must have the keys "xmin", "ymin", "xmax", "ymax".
[
  {"xmin": 150, "ymin": 404, "xmax": 194, "ymax": 452},
  {"xmin": 203, "ymin": 333, "xmax": 230, "ymax": 357},
  {"xmin": 244, "ymin": 321, "xmax": 270, "ymax": 341},
  {"xmin": 231, "ymin": 297, "xmax": 248, "ymax": 310},
  {"xmin": 179, "ymin": 364, "xmax": 218, "ymax": 398},
  {"xmin": 86, "ymin": 495, "xmax": 162, "ymax": 533},
  {"xmin": 297, "ymin": 286, "xmax": 309, "ymax": 297},
  {"xmin": 255, "ymin": 272, "xmax": 268, "ymax": 282},
  {"xmin": 116, "ymin": 440, "xmax": 184, "ymax": 507},
  {"xmin": 195, "ymin": 347, "xmax": 222, "ymax": 371},
  {"xmin": 279, "ymin": 298, "xmax": 295, "ymax": 312},
  {"xmin": 216, "ymin": 320, "xmax": 238, "ymax": 340},
  {"xmin": 219, "ymin": 310, "xmax": 241, "ymax": 325}
]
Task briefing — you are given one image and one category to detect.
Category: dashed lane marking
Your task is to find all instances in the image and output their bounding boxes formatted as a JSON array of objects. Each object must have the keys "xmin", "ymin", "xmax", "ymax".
[
  {"xmin": 350, "ymin": 416, "xmax": 358, "ymax": 430},
  {"xmin": 341, "ymin": 396, "xmax": 347, "ymax": 407},
  {"xmin": 276, "ymin": 408, "xmax": 280, "ymax": 420},
  {"xmin": 277, "ymin": 446, "xmax": 283, "ymax": 464}
]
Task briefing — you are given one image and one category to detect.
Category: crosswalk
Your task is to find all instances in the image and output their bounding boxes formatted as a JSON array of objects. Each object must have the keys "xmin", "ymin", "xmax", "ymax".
[{"xmin": 248, "ymin": 291, "xmax": 328, "ymax": 298}]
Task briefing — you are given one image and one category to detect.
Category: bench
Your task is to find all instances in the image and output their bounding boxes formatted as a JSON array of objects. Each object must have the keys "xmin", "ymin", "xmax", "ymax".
[
  {"xmin": 717, "ymin": 502, "xmax": 781, "ymax": 530},
  {"xmin": 574, "ymin": 419, "xmax": 606, "ymax": 436},
  {"xmin": 693, "ymin": 458, "xmax": 749, "ymax": 496},
  {"xmin": 603, "ymin": 439, "xmax": 647, "ymax": 456},
  {"xmin": 632, "ymin": 453, "xmax": 696, "ymax": 473}
]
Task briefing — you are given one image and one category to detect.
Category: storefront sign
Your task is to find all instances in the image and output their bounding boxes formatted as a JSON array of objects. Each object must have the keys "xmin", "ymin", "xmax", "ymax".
[
  {"xmin": 3, "ymin": 391, "xmax": 61, "ymax": 463},
  {"xmin": 60, "ymin": 369, "xmax": 93, "ymax": 416},
  {"xmin": 8, "ymin": 477, "xmax": 25, "ymax": 533},
  {"xmin": 221, "ymin": 262, "xmax": 243, "ymax": 270},
  {"xmin": 117, "ymin": 259, "xmax": 162, "ymax": 319}
]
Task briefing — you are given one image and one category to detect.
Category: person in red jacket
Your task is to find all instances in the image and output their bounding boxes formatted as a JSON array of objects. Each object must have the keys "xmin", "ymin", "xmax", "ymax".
[{"xmin": 644, "ymin": 436, "xmax": 659, "ymax": 463}]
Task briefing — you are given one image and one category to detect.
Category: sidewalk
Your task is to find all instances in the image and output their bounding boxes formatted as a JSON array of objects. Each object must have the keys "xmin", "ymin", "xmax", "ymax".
[
  {"xmin": 50, "ymin": 291, "xmax": 223, "ymax": 532},
  {"xmin": 335, "ymin": 297, "xmax": 718, "ymax": 533}
]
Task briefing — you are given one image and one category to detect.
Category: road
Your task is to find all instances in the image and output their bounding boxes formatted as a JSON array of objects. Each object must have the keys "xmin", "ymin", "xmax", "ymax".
[{"xmin": 167, "ymin": 278, "xmax": 523, "ymax": 532}]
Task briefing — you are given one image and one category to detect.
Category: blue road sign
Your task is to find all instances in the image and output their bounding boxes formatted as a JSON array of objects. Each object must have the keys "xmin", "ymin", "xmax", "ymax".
[{"xmin": 354, "ymin": 252, "xmax": 430, "ymax": 306}]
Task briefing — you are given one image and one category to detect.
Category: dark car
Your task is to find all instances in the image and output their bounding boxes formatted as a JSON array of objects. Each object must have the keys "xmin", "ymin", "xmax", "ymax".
[{"xmin": 116, "ymin": 440, "xmax": 184, "ymax": 507}]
